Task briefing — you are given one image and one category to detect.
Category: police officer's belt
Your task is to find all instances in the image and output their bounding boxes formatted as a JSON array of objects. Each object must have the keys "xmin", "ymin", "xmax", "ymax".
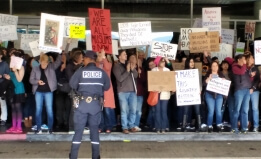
[{"xmin": 80, "ymin": 95, "xmax": 101, "ymax": 103}]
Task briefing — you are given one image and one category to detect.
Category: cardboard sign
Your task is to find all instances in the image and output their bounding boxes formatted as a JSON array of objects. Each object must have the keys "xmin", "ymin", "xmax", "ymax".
[
  {"xmin": 148, "ymin": 71, "xmax": 176, "ymax": 91},
  {"xmin": 0, "ymin": 25, "xmax": 18, "ymax": 41},
  {"xmin": 0, "ymin": 14, "xmax": 18, "ymax": 26},
  {"xmin": 63, "ymin": 16, "xmax": 85, "ymax": 37},
  {"xmin": 62, "ymin": 37, "xmax": 78, "ymax": 51},
  {"xmin": 245, "ymin": 21, "xmax": 256, "ymax": 41},
  {"xmin": 69, "ymin": 25, "xmax": 85, "ymax": 39},
  {"xmin": 235, "ymin": 42, "xmax": 245, "ymax": 56},
  {"xmin": 211, "ymin": 43, "xmax": 233, "ymax": 63},
  {"xmin": 20, "ymin": 34, "xmax": 39, "ymax": 51},
  {"xmin": 192, "ymin": 18, "xmax": 202, "ymax": 28},
  {"xmin": 254, "ymin": 41, "xmax": 261, "ymax": 65},
  {"xmin": 89, "ymin": 8, "xmax": 112, "ymax": 53},
  {"xmin": 221, "ymin": 29, "xmax": 235, "ymax": 45},
  {"xmin": 180, "ymin": 28, "xmax": 208, "ymax": 50},
  {"xmin": 189, "ymin": 31, "xmax": 220, "ymax": 53},
  {"xmin": 202, "ymin": 7, "xmax": 222, "ymax": 35},
  {"xmin": 118, "ymin": 21, "xmax": 152, "ymax": 47},
  {"xmin": 39, "ymin": 13, "xmax": 64, "ymax": 53},
  {"xmin": 10, "ymin": 56, "xmax": 23, "ymax": 70},
  {"xmin": 150, "ymin": 41, "xmax": 177, "ymax": 60},
  {"xmin": 176, "ymin": 69, "xmax": 201, "ymax": 106},
  {"xmin": 206, "ymin": 78, "xmax": 231, "ymax": 96}
]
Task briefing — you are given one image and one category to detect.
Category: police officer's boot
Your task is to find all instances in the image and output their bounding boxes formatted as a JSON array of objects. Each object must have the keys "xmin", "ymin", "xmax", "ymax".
[
  {"xmin": 69, "ymin": 144, "xmax": 81, "ymax": 159},
  {"xmin": 196, "ymin": 115, "xmax": 201, "ymax": 133},
  {"xmin": 182, "ymin": 115, "xmax": 187, "ymax": 132}
]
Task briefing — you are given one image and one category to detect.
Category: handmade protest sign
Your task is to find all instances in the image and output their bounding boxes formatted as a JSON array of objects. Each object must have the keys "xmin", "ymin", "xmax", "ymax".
[
  {"xmin": 39, "ymin": 13, "xmax": 64, "ymax": 53},
  {"xmin": 148, "ymin": 71, "xmax": 176, "ymax": 92},
  {"xmin": 118, "ymin": 21, "xmax": 152, "ymax": 47},
  {"xmin": 69, "ymin": 25, "xmax": 85, "ymax": 39},
  {"xmin": 180, "ymin": 28, "xmax": 208, "ymax": 50},
  {"xmin": 254, "ymin": 41, "xmax": 261, "ymax": 65},
  {"xmin": 20, "ymin": 34, "xmax": 39, "ymax": 51},
  {"xmin": 63, "ymin": 16, "xmax": 85, "ymax": 37},
  {"xmin": 150, "ymin": 41, "xmax": 177, "ymax": 60},
  {"xmin": 89, "ymin": 8, "xmax": 112, "ymax": 54},
  {"xmin": 29, "ymin": 40, "xmax": 47, "ymax": 57},
  {"xmin": 112, "ymin": 40, "xmax": 118, "ymax": 55},
  {"xmin": 211, "ymin": 43, "xmax": 233, "ymax": 63},
  {"xmin": 245, "ymin": 21, "xmax": 256, "ymax": 41},
  {"xmin": 175, "ymin": 69, "xmax": 201, "ymax": 106},
  {"xmin": 192, "ymin": 18, "xmax": 202, "ymax": 28},
  {"xmin": 206, "ymin": 78, "xmax": 231, "ymax": 96},
  {"xmin": 235, "ymin": 42, "xmax": 245, "ymax": 56},
  {"xmin": 202, "ymin": 7, "xmax": 222, "ymax": 35},
  {"xmin": 62, "ymin": 37, "xmax": 78, "ymax": 51},
  {"xmin": 0, "ymin": 14, "xmax": 18, "ymax": 26},
  {"xmin": 10, "ymin": 56, "xmax": 23, "ymax": 70},
  {"xmin": 221, "ymin": 29, "xmax": 234, "ymax": 45},
  {"xmin": 0, "ymin": 25, "xmax": 18, "ymax": 41}
]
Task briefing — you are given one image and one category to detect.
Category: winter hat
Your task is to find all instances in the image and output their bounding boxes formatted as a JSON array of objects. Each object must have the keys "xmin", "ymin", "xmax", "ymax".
[
  {"xmin": 224, "ymin": 57, "xmax": 234, "ymax": 65},
  {"xmin": 154, "ymin": 56, "xmax": 162, "ymax": 66}
]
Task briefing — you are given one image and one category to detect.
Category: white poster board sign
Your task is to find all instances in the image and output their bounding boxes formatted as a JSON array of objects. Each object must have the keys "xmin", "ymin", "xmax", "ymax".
[
  {"xmin": 29, "ymin": 40, "xmax": 47, "ymax": 57},
  {"xmin": 192, "ymin": 18, "xmax": 202, "ymax": 28},
  {"xmin": 211, "ymin": 43, "xmax": 233, "ymax": 63},
  {"xmin": 245, "ymin": 21, "xmax": 256, "ymax": 41},
  {"xmin": 150, "ymin": 41, "xmax": 177, "ymax": 60},
  {"xmin": 180, "ymin": 28, "xmax": 208, "ymax": 50},
  {"xmin": 176, "ymin": 69, "xmax": 201, "ymax": 106},
  {"xmin": 254, "ymin": 40, "xmax": 261, "ymax": 65},
  {"xmin": 202, "ymin": 7, "xmax": 222, "ymax": 35},
  {"xmin": 62, "ymin": 37, "xmax": 78, "ymax": 51},
  {"xmin": 118, "ymin": 21, "xmax": 152, "ymax": 47},
  {"xmin": 206, "ymin": 78, "xmax": 231, "ymax": 96},
  {"xmin": 10, "ymin": 56, "xmax": 23, "ymax": 69},
  {"xmin": 0, "ymin": 14, "xmax": 18, "ymax": 26},
  {"xmin": 235, "ymin": 42, "xmax": 245, "ymax": 56},
  {"xmin": 20, "ymin": 34, "xmax": 39, "ymax": 51},
  {"xmin": 39, "ymin": 13, "xmax": 65, "ymax": 53},
  {"xmin": 221, "ymin": 29, "xmax": 235, "ymax": 45},
  {"xmin": 0, "ymin": 25, "xmax": 18, "ymax": 41},
  {"xmin": 63, "ymin": 16, "xmax": 85, "ymax": 37}
]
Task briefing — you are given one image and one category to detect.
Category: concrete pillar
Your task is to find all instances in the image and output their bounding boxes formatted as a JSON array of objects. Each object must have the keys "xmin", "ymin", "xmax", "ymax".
[{"xmin": 254, "ymin": 1, "xmax": 261, "ymax": 38}]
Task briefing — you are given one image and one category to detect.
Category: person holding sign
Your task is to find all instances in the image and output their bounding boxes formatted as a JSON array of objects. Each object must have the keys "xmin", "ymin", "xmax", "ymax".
[{"xmin": 204, "ymin": 61, "xmax": 225, "ymax": 133}]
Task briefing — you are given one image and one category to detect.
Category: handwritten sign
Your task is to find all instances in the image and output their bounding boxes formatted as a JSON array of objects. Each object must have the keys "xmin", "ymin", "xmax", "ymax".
[
  {"xmin": 211, "ymin": 43, "xmax": 233, "ymax": 63},
  {"xmin": 0, "ymin": 14, "xmax": 18, "ymax": 26},
  {"xmin": 254, "ymin": 41, "xmax": 261, "ymax": 65},
  {"xmin": 148, "ymin": 71, "xmax": 176, "ymax": 91},
  {"xmin": 206, "ymin": 78, "xmax": 231, "ymax": 96},
  {"xmin": 0, "ymin": 25, "xmax": 17, "ymax": 41},
  {"xmin": 118, "ymin": 21, "xmax": 152, "ymax": 47},
  {"xmin": 235, "ymin": 42, "xmax": 245, "ymax": 56},
  {"xmin": 89, "ymin": 8, "xmax": 112, "ymax": 54},
  {"xmin": 189, "ymin": 31, "xmax": 220, "ymax": 53},
  {"xmin": 245, "ymin": 21, "xmax": 256, "ymax": 41},
  {"xmin": 29, "ymin": 40, "xmax": 47, "ymax": 57},
  {"xmin": 221, "ymin": 29, "xmax": 234, "ymax": 45},
  {"xmin": 20, "ymin": 34, "xmax": 39, "ymax": 51},
  {"xmin": 180, "ymin": 28, "xmax": 208, "ymax": 50},
  {"xmin": 150, "ymin": 41, "xmax": 177, "ymax": 60},
  {"xmin": 69, "ymin": 25, "xmax": 85, "ymax": 39},
  {"xmin": 112, "ymin": 40, "xmax": 119, "ymax": 55},
  {"xmin": 202, "ymin": 7, "xmax": 222, "ymax": 35},
  {"xmin": 10, "ymin": 56, "xmax": 23, "ymax": 70},
  {"xmin": 192, "ymin": 18, "xmax": 202, "ymax": 28},
  {"xmin": 176, "ymin": 69, "xmax": 201, "ymax": 106},
  {"xmin": 63, "ymin": 16, "xmax": 85, "ymax": 37}
]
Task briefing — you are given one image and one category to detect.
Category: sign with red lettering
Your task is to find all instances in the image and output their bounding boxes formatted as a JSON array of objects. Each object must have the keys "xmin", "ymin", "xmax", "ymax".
[
  {"xmin": 89, "ymin": 8, "xmax": 112, "ymax": 54},
  {"xmin": 254, "ymin": 40, "xmax": 261, "ymax": 65},
  {"xmin": 202, "ymin": 7, "xmax": 222, "ymax": 35},
  {"xmin": 245, "ymin": 21, "xmax": 256, "ymax": 41}
]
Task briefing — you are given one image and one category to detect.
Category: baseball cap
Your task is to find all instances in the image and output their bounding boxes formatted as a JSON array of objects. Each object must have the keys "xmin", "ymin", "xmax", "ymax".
[{"xmin": 84, "ymin": 50, "xmax": 97, "ymax": 60}]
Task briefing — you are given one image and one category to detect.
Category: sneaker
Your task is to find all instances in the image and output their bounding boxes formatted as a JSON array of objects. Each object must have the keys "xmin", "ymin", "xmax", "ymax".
[
  {"xmin": 14, "ymin": 128, "xmax": 23, "ymax": 134},
  {"xmin": 134, "ymin": 126, "xmax": 142, "ymax": 132},
  {"xmin": 200, "ymin": 124, "xmax": 208, "ymax": 132},
  {"xmin": 208, "ymin": 126, "xmax": 213, "ymax": 133},
  {"xmin": 231, "ymin": 129, "xmax": 239, "ymax": 134},
  {"xmin": 253, "ymin": 128, "xmax": 258, "ymax": 132},
  {"xmin": 129, "ymin": 127, "xmax": 138, "ymax": 133},
  {"xmin": 217, "ymin": 124, "xmax": 224, "ymax": 132},
  {"xmin": 0, "ymin": 120, "xmax": 6, "ymax": 126},
  {"xmin": 35, "ymin": 130, "xmax": 42, "ymax": 134},
  {"xmin": 41, "ymin": 124, "xmax": 49, "ymax": 130},
  {"xmin": 240, "ymin": 130, "xmax": 248, "ymax": 134},
  {"xmin": 122, "ymin": 129, "xmax": 129, "ymax": 134},
  {"xmin": 47, "ymin": 130, "xmax": 53, "ymax": 134},
  {"xmin": 6, "ymin": 127, "xmax": 16, "ymax": 133},
  {"xmin": 31, "ymin": 125, "xmax": 37, "ymax": 131},
  {"xmin": 161, "ymin": 130, "xmax": 166, "ymax": 134},
  {"xmin": 156, "ymin": 130, "xmax": 160, "ymax": 134}
]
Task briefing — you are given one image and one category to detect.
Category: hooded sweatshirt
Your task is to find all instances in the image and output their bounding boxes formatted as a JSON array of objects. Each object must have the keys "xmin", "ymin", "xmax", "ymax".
[{"xmin": 232, "ymin": 63, "xmax": 251, "ymax": 92}]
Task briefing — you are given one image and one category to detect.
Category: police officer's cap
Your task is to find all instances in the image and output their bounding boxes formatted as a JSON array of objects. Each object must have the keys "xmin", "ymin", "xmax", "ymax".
[{"xmin": 84, "ymin": 50, "xmax": 97, "ymax": 60}]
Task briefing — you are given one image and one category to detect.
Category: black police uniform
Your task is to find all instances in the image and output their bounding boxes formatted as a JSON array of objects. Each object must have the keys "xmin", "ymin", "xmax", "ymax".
[{"xmin": 69, "ymin": 56, "xmax": 110, "ymax": 159}]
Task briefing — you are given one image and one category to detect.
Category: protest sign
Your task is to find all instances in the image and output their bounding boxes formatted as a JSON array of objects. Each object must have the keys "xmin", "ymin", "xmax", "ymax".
[
  {"xmin": 202, "ymin": 7, "xmax": 222, "ymax": 35},
  {"xmin": 245, "ymin": 21, "xmax": 256, "ymax": 41},
  {"xmin": 39, "ymin": 13, "xmax": 64, "ymax": 53},
  {"xmin": 235, "ymin": 42, "xmax": 245, "ymax": 56},
  {"xmin": 221, "ymin": 29, "xmax": 234, "ymax": 45},
  {"xmin": 192, "ymin": 18, "xmax": 202, "ymax": 28},
  {"xmin": 254, "ymin": 41, "xmax": 261, "ymax": 65},
  {"xmin": 29, "ymin": 40, "xmax": 42, "ymax": 57},
  {"xmin": 0, "ymin": 25, "xmax": 17, "ymax": 41},
  {"xmin": 20, "ymin": 34, "xmax": 39, "ymax": 51},
  {"xmin": 176, "ymin": 69, "xmax": 201, "ymax": 106},
  {"xmin": 211, "ymin": 43, "xmax": 233, "ymax": 63},
  {"xmin": 0, "ymin": 14, "xmax": 18, "ymax": 26},
  {"xmin": 10, "ymin": 56, "xmax": 23, "ymax": 70},
  {"xmin": 62, "ymin": 37, "xmax": 78, "ymax": 51},
  {"xmin": 148, "ymin": 71, "xmax": 176, "ymax": 92},
  {"xmin": 89, "ymin": 8, "xmax": 112, "ymax": 53},
  {"xmin": 63, "ymin": 16, "xmax": 85, "ymax": 37},
  {"xmin": 86, "ymin": 35, "xmax": 92, "ymax": 50},
  {"xmin": 189, "ymin": 31, "xmax": 220, "ymax": 53},
  {"xmin": 69, "ymin": 25, "xmax": 85, "ymax": 39},
  {"xmin": 118, "ymin": 21, "xmax": 152, "ymax": 47},
  {"xmin": 206, "ymin": 78, "xmax": 231, "ymax": 96},
  {"xmin": 112, "ymin": 40, "xmax": 118, "ymax": 55},
  {"xmin": 150, "ymin": 41, "xmax": 177, "ymax": 60},
  {"xmin": 180, "ymin": 28, "xmax": 208, "ymax": 50}
]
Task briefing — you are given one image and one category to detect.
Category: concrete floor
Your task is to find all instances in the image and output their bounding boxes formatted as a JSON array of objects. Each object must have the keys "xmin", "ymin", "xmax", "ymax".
[{"xmin": 1, "ymin": 141, "xmax": 261, "ymax": 158}]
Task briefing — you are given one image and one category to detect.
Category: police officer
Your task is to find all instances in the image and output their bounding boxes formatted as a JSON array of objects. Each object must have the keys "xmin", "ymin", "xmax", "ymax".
[{"xmin": 69, "ymin": 50, "xmax": 110, "ymax": 159}]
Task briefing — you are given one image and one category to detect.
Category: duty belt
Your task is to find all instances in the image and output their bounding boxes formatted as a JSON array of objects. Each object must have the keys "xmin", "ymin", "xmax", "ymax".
[{"xmin": 80, "ymin": 95, "xmax": 101, "ymax": 103}]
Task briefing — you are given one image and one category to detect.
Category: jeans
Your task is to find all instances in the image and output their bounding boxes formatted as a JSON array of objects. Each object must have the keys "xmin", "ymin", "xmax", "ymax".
[
  {"xmin": 99, "ymin": 107, "xmax": 116, "ymax": 131},
  {"xmin": 35, "ymin": 91, "xmax": 54, "ymax": 131},
  {"xmin": 0, "ymin": 98, "xmax": 7, "ymax": 121},
  {"xmin": 249, "ymin": 91, "xmax": 259, "ymax": 128},
  {"xmin": 118, "ymin": 92, "xmax": 137, "ymax": 130},
  {"xmin": 205, "ymin": 92, "xmax": 223, "ymax": 127},
  {"xmin": 135, "ymin": 96, "xmax": 143, "ymax": 127},
  {"xmin": 232, "ymin": 89, "xmax": 250, "ymax": 131},
  {"xmin": 155, "ymin": 98, "xmax": 169, "ymax": 131},
  {"xmin": 23, "ymin": 93, "xmax": 35, "ymax": 118},
  {"xmin": 227, "ymin": 93, "xmax": 235, "ymax": 124},
  {"xmin": 146, "ymin": 106, "xmax": 155, "ymax": 128}
]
